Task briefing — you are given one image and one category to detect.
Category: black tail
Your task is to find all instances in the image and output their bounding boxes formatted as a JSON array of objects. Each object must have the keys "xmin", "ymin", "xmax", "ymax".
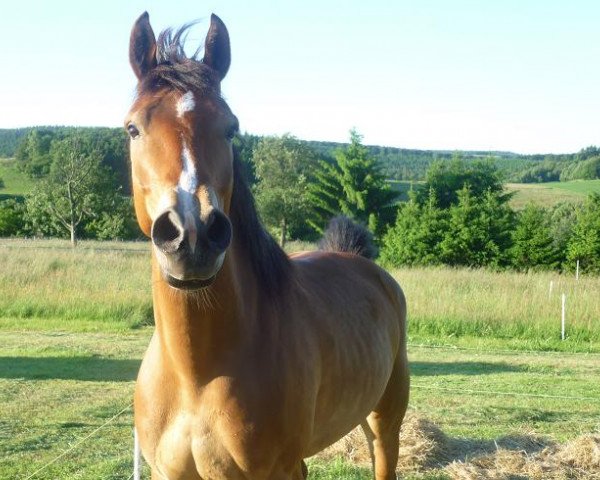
[{"xmin": 318, "ymin": 216, "xmax": 377, "ymax": 259}]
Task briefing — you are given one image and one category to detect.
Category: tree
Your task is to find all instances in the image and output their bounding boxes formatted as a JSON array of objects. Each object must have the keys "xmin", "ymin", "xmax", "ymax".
[
  {"xmin": 307, "ymin": 129, "xmax": 397, "ymax": 238},
  {"xmin": 25, "ymin": 136, "xmax": 120, "ymax": 246},
  {"xmin": 380, "ymin": 188, "xmax": 448, "ymax": 267},
  {"xmin": 439, "ymin": 186, "xmax": 514, "ymax": 268},
  {"xmin": 306, "ymin": 159, "xmax": 345, "ymax": 234},
  {"xmin": 566, "ymin": 193, "xmax": 600, "ymax": 273},
  {"xmin": 252, "ymin": 134, "xmax": 319, "ymax": 247},
  {"xmin": 15, "ymin": 128, "xmax": 56, "ymax": 178},
  {"xmin": 549, "ymin": 202, "xmax": 577, "ymax": 266},
  {"xmin": 511, "ymin": 204, "xmax": 560, "ymax": 270},
  {"xmin": 419, "ymin": 155, "xmax": 507, "ymax": 209},
  {"xmin": 0, "ymin": 199, "xmax": 25, "ymax": 236}
]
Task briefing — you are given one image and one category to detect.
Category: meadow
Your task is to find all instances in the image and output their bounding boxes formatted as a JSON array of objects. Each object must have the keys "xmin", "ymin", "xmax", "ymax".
[
  {"xmin": 0, "ymin": 158, "xmax": 33, "ymax": 199},
  {"xmin": 1, "ymin": 239, "xmax": 599, "ymax": 479},
  {"xmin": 506, "ymin": 179, "xmax": 600, "ymax": 209}
]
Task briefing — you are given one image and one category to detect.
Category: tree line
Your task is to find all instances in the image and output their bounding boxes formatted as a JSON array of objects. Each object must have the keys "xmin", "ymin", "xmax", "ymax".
[
  {"xmin": 0, "ymin": 127, "xmax": 599, "ymax": 274},
  {"xmin": 2, "ymin": 127, "xmax": 599, "ymax": 184},
  {"xmin": 380, "ymin": 158, "xmax": 600, "ymax": 274}
]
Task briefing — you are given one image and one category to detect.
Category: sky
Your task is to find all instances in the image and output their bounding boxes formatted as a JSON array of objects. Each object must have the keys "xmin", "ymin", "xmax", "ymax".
[{"xmin": 1, "ymin": 0, "xmax": 599, "ymax": 154}]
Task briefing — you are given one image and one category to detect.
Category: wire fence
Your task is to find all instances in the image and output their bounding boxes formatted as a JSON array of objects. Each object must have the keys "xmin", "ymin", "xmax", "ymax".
[{"xmin": 18, "ymin": 344, "xmax": 600, "ymax": 480}]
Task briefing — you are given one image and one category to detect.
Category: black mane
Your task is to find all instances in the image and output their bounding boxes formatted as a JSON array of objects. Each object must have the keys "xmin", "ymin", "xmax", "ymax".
[
  {"xmin": 138, "ymin": 24, "xmax": 221, "ymax": 95},
  {"xmin": 230, "ymin": 151, "xmax": 292, "ymax": 295}
]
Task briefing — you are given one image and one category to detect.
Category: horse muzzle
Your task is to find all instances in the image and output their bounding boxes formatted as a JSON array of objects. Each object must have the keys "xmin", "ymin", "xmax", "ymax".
[{"xmin": 151, "ymin": 207, "xmax": 232, "ymax": 290}]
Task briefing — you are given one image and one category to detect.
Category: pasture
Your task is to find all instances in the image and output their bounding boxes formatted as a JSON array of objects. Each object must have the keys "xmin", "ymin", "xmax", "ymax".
[
  {"xmin": 1, "ymin": 239, "xmax": 599, "ymax": 478},
  {"xmin": 506, "ymin": 179, "xmax": 600, "ymax": 209},
  {"xmin": 0, "ymin": 158, "xmax": 32, "ymax": 199}
]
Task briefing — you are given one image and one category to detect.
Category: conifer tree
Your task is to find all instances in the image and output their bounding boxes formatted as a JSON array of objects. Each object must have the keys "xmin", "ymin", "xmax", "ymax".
[
  {"xmin": 511, "ymin": 204, "xmax": 560, "ymax": 270},
  {"xmin": 307, "ymin": 129, "xmax": 397, "ymax": 238},
  {"xmin": 566, "ymin": 193, "xmax": 600, "ymax": 273},
  {"xmin": 380, "ymin": 188, "xmax": 448, "ymax": 267}
]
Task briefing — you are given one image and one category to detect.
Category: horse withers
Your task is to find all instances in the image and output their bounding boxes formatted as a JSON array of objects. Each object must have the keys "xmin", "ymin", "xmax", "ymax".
[{"xmin": 126, "ymin": 11, "xmax": 409, "ymax": 480}]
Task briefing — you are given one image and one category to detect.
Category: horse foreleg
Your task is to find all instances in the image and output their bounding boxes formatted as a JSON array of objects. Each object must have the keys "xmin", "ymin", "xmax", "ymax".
[{"xmin": 362, "ymin": 353, "xmax": 410, "ymax": 480}]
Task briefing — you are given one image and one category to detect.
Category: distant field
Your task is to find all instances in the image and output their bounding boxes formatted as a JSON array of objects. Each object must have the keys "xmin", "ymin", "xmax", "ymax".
[
  {"xmin": 506, "ymin": 179, "xmax": 600, "ymax": 209},
  {"xmin": 0, "ymin": 158, "xmax": 33, "ymax": 199},
  {"xmin": 388, "ymin": 179, "xmax": 420, "ymax": 202}
]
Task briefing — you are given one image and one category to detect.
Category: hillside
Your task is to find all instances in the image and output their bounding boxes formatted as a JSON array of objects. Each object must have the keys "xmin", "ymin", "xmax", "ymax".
[
  {"xmin": 0, "ymin": 158, "xmax": 34, "ymax": 200},
  {"xmin": 0, "ymin": 127, "xmax": 597, "ymax": 185}
]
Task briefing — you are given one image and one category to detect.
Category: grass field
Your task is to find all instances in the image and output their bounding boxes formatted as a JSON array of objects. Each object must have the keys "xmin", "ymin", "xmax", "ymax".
[
  {"xmin": 2, "ymin": 331, "xmax": 599, "ymax": 479},
  {"xmin": 0, "ymin": 158, "xmax": 33, "ymax": 199},
  {"xmin": 506, "ymin": 179, "xmax": 600, "ymax": 209},
  {"xmin": 2, "ymin": 238, "xmax": 598, "ymax": 351},
  {"xmin": 1, "ymin": 239, "xmax": 599, "ymax": 478}
]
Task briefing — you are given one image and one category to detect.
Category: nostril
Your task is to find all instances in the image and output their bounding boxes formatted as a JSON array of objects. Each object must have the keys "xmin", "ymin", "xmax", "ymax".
[
  {"xmin": 152, "ymin": 210, "xmax": 184, "ymax": 253},
  {"xmin": 206, "ymin": 210, "xmax": 232, "ymax": 252}
]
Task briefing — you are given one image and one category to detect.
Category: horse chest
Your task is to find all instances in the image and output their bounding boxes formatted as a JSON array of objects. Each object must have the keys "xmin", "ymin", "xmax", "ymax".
[{"xmin": 152, "ymin": 411, "xmax": 249, "ymax": 480}]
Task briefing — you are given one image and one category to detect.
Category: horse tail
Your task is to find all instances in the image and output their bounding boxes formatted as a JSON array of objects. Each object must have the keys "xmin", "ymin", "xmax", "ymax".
[{"xmin": 318, "ymin": 216, "xmax": 377, "ymax": 259}]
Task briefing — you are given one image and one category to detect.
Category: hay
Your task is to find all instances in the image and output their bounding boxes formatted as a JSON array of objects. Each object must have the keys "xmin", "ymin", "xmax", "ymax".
[{"xmin": 313, "ymin": 414, "xmax": 600, "ymax": 479}]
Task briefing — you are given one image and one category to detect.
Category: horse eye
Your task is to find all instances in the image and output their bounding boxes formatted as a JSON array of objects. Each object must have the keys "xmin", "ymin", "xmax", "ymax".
[{"xmin": 127, "ymin": 123, "xmax": 140, "ymax": 139}]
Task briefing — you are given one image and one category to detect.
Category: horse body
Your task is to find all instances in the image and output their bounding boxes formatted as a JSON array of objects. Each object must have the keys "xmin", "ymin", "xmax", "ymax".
[{"xmin": 126, "ymin": 12, "xmax": 409, "ymax": 480}]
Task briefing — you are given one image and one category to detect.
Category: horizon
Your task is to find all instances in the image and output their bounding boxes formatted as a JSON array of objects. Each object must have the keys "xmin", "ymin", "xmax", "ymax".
[
  {"xmin": 1, "ymin": 124, "xmax": 595, "ymax": 157},
  {"xmin": 1, "ymin": 1, "xmax": 599, "ymax": 155}
]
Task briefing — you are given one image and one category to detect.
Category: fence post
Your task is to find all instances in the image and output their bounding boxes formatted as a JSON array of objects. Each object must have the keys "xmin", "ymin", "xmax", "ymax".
[
  {"xmin": 576, "ymin": 260, "xmax": 580, "ymax": 281},
  {"xmin": 549, "ymin": 280, "xmax": 553, "ymax": 299},
  {"xmin": 134, "ymin": 428, "xmax": 141, "ymax": 480},
  {"xmin": 561, "ymin": 293, "xmax": 566, "ymax": 341}
]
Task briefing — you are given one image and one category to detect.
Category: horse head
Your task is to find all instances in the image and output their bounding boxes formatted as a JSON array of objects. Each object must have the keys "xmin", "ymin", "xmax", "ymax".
[{"xmin": 125, "ymin": 13, "xmax": 238, "ymax": 290}]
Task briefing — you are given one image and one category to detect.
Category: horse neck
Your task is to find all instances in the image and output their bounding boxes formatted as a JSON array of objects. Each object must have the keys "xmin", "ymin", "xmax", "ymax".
[{"xmin": 151, "ymin": 242, "xmax": 260, "ymax": 385}]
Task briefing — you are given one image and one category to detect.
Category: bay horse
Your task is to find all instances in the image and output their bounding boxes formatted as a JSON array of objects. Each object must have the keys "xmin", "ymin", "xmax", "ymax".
[{"xmin": 126, "ymin": 11, "xmax": 409, "ymax": 480}]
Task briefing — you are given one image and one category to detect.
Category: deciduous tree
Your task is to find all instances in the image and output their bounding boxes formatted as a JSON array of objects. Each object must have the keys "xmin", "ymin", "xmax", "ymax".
[
  {"xmin": 25, "ymin": 136, "xmax": 120, "ymax": 246},
  {"xmin": 252, "ymin": 134, "xmax": 319, "ymax": 247}
]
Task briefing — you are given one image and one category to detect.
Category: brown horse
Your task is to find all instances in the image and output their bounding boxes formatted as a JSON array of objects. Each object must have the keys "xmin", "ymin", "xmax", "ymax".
[{"xmin": 126, "ymin": 12, "xmax": 409, "ymax": 480}]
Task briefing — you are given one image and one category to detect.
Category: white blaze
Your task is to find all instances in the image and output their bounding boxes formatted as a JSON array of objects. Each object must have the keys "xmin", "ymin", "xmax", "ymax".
[
  {"xmin": 178, "ymin": 143, "xmax": 198, "ymax": 195},
  {"xmin": 176, "ymin": 91, "xmax": 195, "ymax": 117},
  {"xmin": 178, "ymin": 142, "xmax": 198, "ymax": 252}
]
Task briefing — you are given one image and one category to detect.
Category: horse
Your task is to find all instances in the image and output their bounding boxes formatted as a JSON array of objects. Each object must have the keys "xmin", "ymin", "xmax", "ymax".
[{"xmin": 126, "ymin": 11, "xmax": 409, "ymax": 480}]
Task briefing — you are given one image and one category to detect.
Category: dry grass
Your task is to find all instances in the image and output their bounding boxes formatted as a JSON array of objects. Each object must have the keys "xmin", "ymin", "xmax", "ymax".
[{"xmin": 317, "ymin": 413, "xmax": 600, "ymax": 479}]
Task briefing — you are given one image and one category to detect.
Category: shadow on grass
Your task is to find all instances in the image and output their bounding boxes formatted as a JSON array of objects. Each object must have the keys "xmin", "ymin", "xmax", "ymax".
[
  {"xmin": 0, "ymin": 356, "xmax": 140, "ymax": 381},
  {"xmin": 411, "ymin": 361, "xmax": 524, "ymax": 377}
]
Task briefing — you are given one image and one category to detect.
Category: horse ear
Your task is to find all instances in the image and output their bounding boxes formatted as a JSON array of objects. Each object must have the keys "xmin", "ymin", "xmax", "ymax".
[
  {"xmin": 129, "ymin": 12, "xmax": 157, "ymax": 80},
  {"xmin": 203, "ymin": 14, "xmax": 230, "ymax": 81}
]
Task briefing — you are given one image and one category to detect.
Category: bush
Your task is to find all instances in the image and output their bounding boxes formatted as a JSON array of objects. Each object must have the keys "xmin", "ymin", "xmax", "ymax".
[{"xmin": 0, "ymin": 199, "xmax": 25, "ymax": 236}]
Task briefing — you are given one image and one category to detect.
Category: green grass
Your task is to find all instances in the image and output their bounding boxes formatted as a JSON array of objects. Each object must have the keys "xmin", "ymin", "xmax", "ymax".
[
  {"xmin": 0, "ymin": 240, "xmax": 598, "ymax": 477},
  {"xmin": 1, "ymin": 239, "xmax": 599, "ymax": 354},
  {"xmin": 0, "ymin": 239, "xmax": 152, "ymax": 331},
  {"xmin": 1, "ymin": 331, "xmax": 598, "ymax": 479},
  {"xmin": 0, "ymin": 158, "xmax": 34, "ymax": 198},
  {"xmin": 506, "ymin": 179, "xmax": 600, "ymax": 209},
  {"xmin": 389, "ymin": 266, "xmax": 600, "ymax": 352}
]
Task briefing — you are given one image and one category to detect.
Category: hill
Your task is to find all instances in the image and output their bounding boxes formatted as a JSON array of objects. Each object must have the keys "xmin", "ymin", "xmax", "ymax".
[{"xmin": 0, "ymin": 127, "xmax": 597, "ymax": 185}]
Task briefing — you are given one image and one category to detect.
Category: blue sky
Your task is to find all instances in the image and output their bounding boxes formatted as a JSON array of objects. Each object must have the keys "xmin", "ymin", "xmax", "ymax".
[{"xmin": 1, "ymin": 0, "xmax": 599, "ymax": 153}]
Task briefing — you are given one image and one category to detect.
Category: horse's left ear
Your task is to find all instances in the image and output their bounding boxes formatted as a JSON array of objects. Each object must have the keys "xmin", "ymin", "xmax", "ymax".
[
  {"xmin": 129, "ymin": 12, "xmax": 157, "ymax": 80},
  {"xmin": 203, "ymin": 14, "xmax": 230, "ymax": 81}
]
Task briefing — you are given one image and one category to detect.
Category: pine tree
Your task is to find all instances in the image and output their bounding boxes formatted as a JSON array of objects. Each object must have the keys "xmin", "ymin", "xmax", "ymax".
[
  {"xmin": 566, "ymin": 193, "xmax": 600, "ymax": 273},
  {"xmin": 511, "ymin": 204, "xmax": 560, "ymax": 270},
  {"xmin": 380, "ymin": 188, "xmax": 448, "ymax": 267},
  {"xmin": 440, "ymin": 186, "xmax": 514, "ymax": 268},
  {"xmin": 307, "ymin": 129, "xmax": 397, "ymax": 238}
]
